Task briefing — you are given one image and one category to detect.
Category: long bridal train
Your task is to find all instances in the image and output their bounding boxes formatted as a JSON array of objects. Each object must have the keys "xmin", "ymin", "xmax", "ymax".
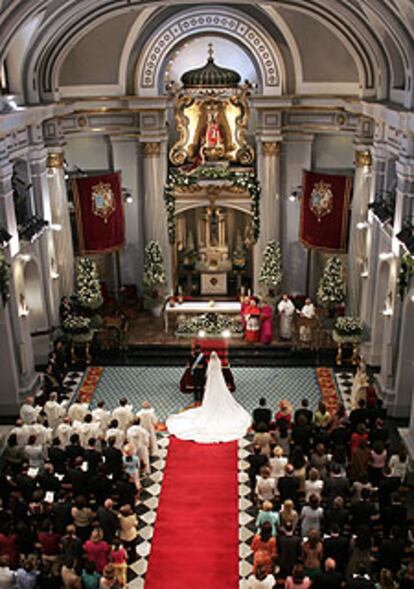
[{"xmin": 166, "ymin": 351, "xmax": 251, "ymax": 443}]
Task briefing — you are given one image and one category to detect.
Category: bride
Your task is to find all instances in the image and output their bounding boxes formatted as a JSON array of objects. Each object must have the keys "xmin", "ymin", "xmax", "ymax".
[{"xmin": 167, "ymin": 351, "xmax": 251, "ymax": 443}]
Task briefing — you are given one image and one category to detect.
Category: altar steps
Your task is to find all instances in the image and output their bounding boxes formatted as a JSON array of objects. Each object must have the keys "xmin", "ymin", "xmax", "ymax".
[{"xmin": 95, "ymin": 344, "xmax": 337, "ymax": 367}]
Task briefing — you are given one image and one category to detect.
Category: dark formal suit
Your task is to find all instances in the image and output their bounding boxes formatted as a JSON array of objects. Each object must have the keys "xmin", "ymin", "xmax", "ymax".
[
  {"xmin": 323, "ymin": 535, "xmax": 349, "ymax": 572},
  {"xmin": 277, "ymin": 534, "xmax": 302, "ymax": 575},
  {"xmin": 294, "ymin": 407, "xmax": 313, "ymax": 425},
  {"xmin": 278, "ymin": 474, "xmax": 300, "ymax": 505},
  {"xmin": 313, "ymin": 571, "xmax": 345, "ymax": 589},
  {"xmin": 190, "ymin": 351, "xmax": 208, "ymax": 402},
  {"xmin": 252, "ymin": 407, "xmax": 272, "ymax": 430}
]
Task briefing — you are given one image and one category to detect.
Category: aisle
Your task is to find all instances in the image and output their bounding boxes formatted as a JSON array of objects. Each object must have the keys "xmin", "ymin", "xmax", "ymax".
[{"xmin": 144, "ymin": 436, "xmax": 239, "ymax": 589}]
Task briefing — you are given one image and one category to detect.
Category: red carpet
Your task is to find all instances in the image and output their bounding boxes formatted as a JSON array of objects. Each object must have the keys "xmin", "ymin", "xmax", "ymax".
[{"xmin": 144, "ymin": 436, "xmax": 239, "ymax": 589}]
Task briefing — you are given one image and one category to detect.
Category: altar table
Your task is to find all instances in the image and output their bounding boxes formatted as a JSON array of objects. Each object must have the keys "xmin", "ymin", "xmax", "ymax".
[{"xmin": 164, "ymin": 301, "xmax": 242, "ymax": 333}]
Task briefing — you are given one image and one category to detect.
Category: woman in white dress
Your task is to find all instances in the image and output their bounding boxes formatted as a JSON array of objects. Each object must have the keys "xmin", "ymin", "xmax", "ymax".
[{"xmin": 166, "ymin": 351, "xmax": 251, "ymax": 443}]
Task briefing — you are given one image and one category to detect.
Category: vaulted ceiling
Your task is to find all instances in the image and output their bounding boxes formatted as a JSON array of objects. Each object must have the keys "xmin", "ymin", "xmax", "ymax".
[{"xmin": 1, "ymin": 0, "xmax": 414, "ymax": 107}]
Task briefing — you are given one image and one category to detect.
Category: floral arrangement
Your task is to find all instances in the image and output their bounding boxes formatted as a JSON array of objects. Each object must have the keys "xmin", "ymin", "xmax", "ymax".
[
  {"xmin": 76, "ymin": 257, "xmax": 103, "ymax": 310},
  {"xmin": 62, "ymin": 314, "xmax": 91, "ymax": 335},
  {"xmin": 164, "ymin": 167, "xmax": 261, "ymax": 243},
  {"xmin": 317, "ymin": 256, "xmax": 346, "ymax": 308},
  {"xmin": 175, "ymin": 312, "xmax": 244, "ymax": 337},
  {"xmin": 259, "ymin": 240, "xmax": 283, "ymax": 291},
  {"xmin": 0, "ymin": 252, "xmax": 10, "ymax": 307},
  {"xmin": 397, "ymin": 252, "xmax": 414, "ymax": 299},
  {"xmin": 334, "ymin": 316, "xmax": 363, "ymax": 337},
  {"xmin": 143, "ymin": 241, "xmax": 167, "ymax": 306}
]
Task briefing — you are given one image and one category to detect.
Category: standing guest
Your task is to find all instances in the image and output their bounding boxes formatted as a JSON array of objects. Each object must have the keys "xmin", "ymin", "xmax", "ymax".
[
  {"xmin": 83, "ymin": 528, "xmax": 110, "ymax": 574},
  {"xmin": 255, "ymin": 466, "xmax": 276, "ymax": 503},
  {"xmin": 346, "ymin": 530, "xmax": 372, "ymax": 578},
  {"xmin": 71, "ymin": 495, "xmax": 94, "ymax": 542},
  {"xmin": 285, "ymin": 563, "xmax": 312, "ymax": 589},
  {"xmin": 126, "ymin": 419, "xmax": 150, "ymax": 474},
  {"xmin": 260, "ymin": 300, "xmax": 273, "ymax": 345},
  {"xmin": 347, "ymin": 564, "xmax": 375, "ymax": 589},
  {"xmin": 305, "ymin": 468, "xmax": 324, "ymax": 502},
  {"xmin": 310, "ymin": 444, "xmax": 329, "ymax": 480},
  {"xmin": 275, "ymin": 400, "xmax": 292, "ymax": 429},
  {"xmin": 253, "ymin": 423, "xmax": 272, "ymax": 457},
  {"xmin": 81, "ymin": 561, "xmax": 101, "ymax": 589},
  {"xmin": 248, "ymin": 446, "xmax": 269, "ymax": 493},
  {"xmin": 251, "ymin": 521, "xmax": 277, "ymax": 575},
  {"xmin": 61, "ymin": 525, "xmax": 83, "ymax": 567},
  {"xmin": 301, "ymin": 494, "xmax": 324, "ymax": 537},
  {"xmin": 92, "ymin": 401, "xmax": 111, "ymax": 435},
  {"xmin": 0, "ymin": 556, "xmax": 15, "ymax": 589},
  {"xmin": 278, "ymin": 294, "xmax": 295, "ymax": 340},
  {"xmin": 84, "ymin": 439, "xmax": 103, "ymax": 475},
  {"xmin": 256, "ymin": 501, "xmax": 279, "ymax": 536},
  {"xmin": 269, "ymin": 446, "xmax": 288, "ymax": 483},
  {"xmin": 349, "ymin": 440, "xmax": 371, "ymax": 482},
  {"xmin": 369, "ymin": 440, "xmax": 387, "ymax": 486},
  {"xmin": 245, "ymin": 297, "xmax": 262, "ymax": 343},
  {"xmin": 109, "ymin": 539, "xmax": 127, "ymax": 587},
  {"xmin": 302, "ymin": 529, "xmax": 323, "ymax": 579},
  {"xmin": 278, "ymin": 464, "xmax": 300, "ymax": 506},
  {"xmin": 294, "ymin": 399, "xmax": 313, "ymax": 426},
  {"xmin": 99, "ymin": 565, "xmax": 118, "ymax": 589},
  {"xmin": 325, "ymin": 466, "xmax": 350, "ymax": 504},
  {"xmin": 61, "ymin": 559, "xmax": 81, "ymax": 589},
  {"xmin": 253, "ymin": 398, "xmax": 272, "ymax": 432},
  {"xmin": 351, "ymin": 424, "xmax": 369, "ymax": 456},
  {"xmin": 3, "ymin": 434, "xmax": 24, "ymax": 474},
  {"xmin": 102, "ymin": 437, "xmax": 123, "ymax": 479},
  {"xmin": 291, "ymin": 415, "xmax": 313, "ymax": 454},
  {"xmin": 246, "ymin": 564, "xmax": 276, "ymax": 589},
  {"xmin": 350, "ymin": 400, "xmax": 369, "ymax": 432},
  {"xmin": 122, "ymin": 444, "xmax": 141, "ymax": 491},
  {"xmin": 51, "ymin": 492, "xmax": 72, "ymax": 536},
  {"xmin": 24, "ymin": 435, "xmax": 46, "ymax": 469},
  {"xmin": 16, "ymin": 559, "xmax": 39, "ymax": 589},
  {"xmin": 299, "ymin": 298, "xmax": 316, "ymax": 343},
  {"xmin": 136, "ymin": 400, "xmax": 158, "ymax": 456},
  {"xmin": 97, "ymin": 500, "xmax": 119, "ymax": 545},
  {"xmin": 112, "ymin": 399, "xmax": 134, "ymax": 432},
  {"xmin": 66, "ymin": 434, "xmax": 85, "ymax": 466},
  {"xmin": 48, "ymin": 438, "xmax": 67, "ymax": 475},
  {"xmin": 314, "ymin": 402, "xmax": 331, "ymax": 433},
  {"xmin": 278, "ymin": 521, "xmax": 302, "ymax": 576},
  {"xmin": 279, "ymin": 500, "xmax": 299, "ymax": 533},
  {"xmin": 291, "ymin": 446, "xmax": 308, "ymax": 492},
  {"xmin": 325, "ymin": 497, "xmax": 349, "ymax": 532},
  {"xmin": 323, "ymin": 525, "xmax": 349, "ymax": 573},
  {"xmin": 37, "ymin": 520, "xmax": 61, "ymax": 565},
  {"xmin": 118, "ymin": 505, "xmax": 138, "ymax": 564},
  {"xmin": 313, "ymin": 558, "xmax": 345, "ymax": 589}
]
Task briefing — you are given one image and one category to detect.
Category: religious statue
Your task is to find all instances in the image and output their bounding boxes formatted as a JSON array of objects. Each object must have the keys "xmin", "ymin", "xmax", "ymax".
[
  {"xmin": 277, "ymin": 294, "xmax": 295, "ymax": 340},
  {"xmin": 299, "ymin": 298, "xmax": 316, "ymax": 343},
  {"xmin": 200, "ymin": 109, "xmax": 225, "ymax": 163}
]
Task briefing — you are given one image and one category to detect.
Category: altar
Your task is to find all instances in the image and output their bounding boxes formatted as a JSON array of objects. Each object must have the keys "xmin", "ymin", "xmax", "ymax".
[{"xmin": 164, "ymin": 300, "xmax": 241, "ymax": 333}]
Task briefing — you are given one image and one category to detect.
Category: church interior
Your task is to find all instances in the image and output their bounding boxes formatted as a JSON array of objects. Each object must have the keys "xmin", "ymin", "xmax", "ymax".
[{"xmin": 0, "ymin": 1, "xmax": 414, "ymax": 588}]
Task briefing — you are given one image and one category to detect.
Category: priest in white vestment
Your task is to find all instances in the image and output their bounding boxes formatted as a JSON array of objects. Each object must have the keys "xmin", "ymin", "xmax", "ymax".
[
  {"xmin": 277, "ymin": 294, "xmax": 295, "ymax": 340},
  {"xmin": 299, "ymin": 298, "xmax": 316, "ymax": 343},
  {"xmin": 136, "ymin": 401, "xmax": 158, "ymax": 456}
]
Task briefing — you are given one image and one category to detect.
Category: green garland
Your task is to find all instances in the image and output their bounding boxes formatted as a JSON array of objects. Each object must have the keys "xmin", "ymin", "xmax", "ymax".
[
  {"xmin": 164, "ymin": 167, "xmax": 261, "ymax": 244},
  {"xmin": 398, "ymin": 252, "xmax": 414, "ymax": 299},
  {"xmin": 0, "ymin": 252, "xmax": 10, "ymax": 307}
]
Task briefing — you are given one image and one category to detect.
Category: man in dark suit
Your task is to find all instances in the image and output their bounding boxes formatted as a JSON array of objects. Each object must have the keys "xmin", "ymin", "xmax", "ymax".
[
  {"xmin": 102, "ymin": 437, "xmax": 123, "ymax": 479},
  {"xmin": 277, "ymin": 521, "xmax": 302, "ymax": 576},
  {"xmin": 97, "ymin": 498, "xmax": 119, "ymax": 543},
  {"xmin": 252, "ymin": 397, "xmax": 272, "ymax": 431},
  {"xmin": 190, "ymin": 345, "xmax": 208, "ymax": 403},
  {"xmin": 313, "ymin": 558, "xmax": 345, "ymax": 589},
  {"xmin": 323, "ymin": 525, "xmax": 349, "ymax": 573},
  {"xmin": 324, "ymin": 464, "xmax": 350, "ymax": 505},
  {"xmin": 278, "ymin": 464, "xmax": 300, "ymax": 505},
  {"xmin": 347, "ymin": 564, "xmax": 375, "ymax": 589},
  {"xmin": 294, "ymin": 398, "xmax": 313, "ymax": 425},
  {"xmin": 247, "ymin": 445, "xmax": 268, "ymax": 493}
]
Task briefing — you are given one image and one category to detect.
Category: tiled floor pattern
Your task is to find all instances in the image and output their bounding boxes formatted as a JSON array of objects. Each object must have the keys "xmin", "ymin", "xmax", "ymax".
[
  {"xmin": 88, "ymin": 366, "xmax": 324, "ymax": 421},
  {"xmin": 334, "ymin": 370, "xmax": 354, "ymax": 411}
]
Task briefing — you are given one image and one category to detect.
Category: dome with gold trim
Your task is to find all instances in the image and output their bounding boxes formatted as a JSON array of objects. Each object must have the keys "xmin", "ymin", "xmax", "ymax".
[{"xmin": 181, "ymin": 45, "xmax": 241, "ymax": 88}]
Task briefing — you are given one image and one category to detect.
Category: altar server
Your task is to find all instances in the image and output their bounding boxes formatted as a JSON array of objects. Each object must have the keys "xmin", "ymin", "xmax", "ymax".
[
  {"xmin": 112, "ymin": 398, "xmax": 134, "ymax": 432},
  {"xmin": 20, "ymin": 397, "xmax": 41, "ymax": 425},
  {"xmin": 44, "ymin": 392, "xmax": 67, "ymax": 430},
  {"xmin": 260, "ymin": 301, "xmax": 273, "ymax": 345},
  {"xmin": 277, "ymin": 294, "xmax": 295, "ymax": 340},
  {"xmin": 299, "ymin": 298, "xmax": 316, "ymax": 343},
  {"xmin": 126, "ymin": 418, "xmax": 150, "ymax": 474},
  {"xmin": 136, "ymin": 400, "xmax": 158, "ymax": 456}
]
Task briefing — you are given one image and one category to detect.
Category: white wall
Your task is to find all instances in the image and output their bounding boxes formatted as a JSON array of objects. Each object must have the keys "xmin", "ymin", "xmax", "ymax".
[{"xmin": 65, "ymin": 135, "xmax": 110, "ymax": 171}]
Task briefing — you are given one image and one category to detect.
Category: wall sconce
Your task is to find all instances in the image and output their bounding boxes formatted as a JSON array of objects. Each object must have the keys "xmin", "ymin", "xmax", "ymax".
[
  {"xmin": 49, "ymin": 224, "xmax": 62, "ymax": 232},
  {"xmin": 382, "ymin": 307, "xmax": 392, "ymax": 317},
  {"xmin": 361, "ymin": 270, "xmax": 369, "ymax": 278},
  {"xmin": 19, "ymin": 253, "xmax": 31, "ymax": 262},
  {"xmin": 288, "ymin": 185, "xmax": 302, "ymax": 202},
  {"xmin": 50, "ymin": 270, "xmax": 60, "ymax": 280},
  {"xmin": 19, "ymin": 293, "xmax": 29, "ymax": 317},
  {"xmin": 356, "ymin": 221, "xmax": 369, "ymax": 230}
]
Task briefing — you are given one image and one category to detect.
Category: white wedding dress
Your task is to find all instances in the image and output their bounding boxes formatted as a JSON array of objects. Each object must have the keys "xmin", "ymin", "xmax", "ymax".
[{"xmin": 166, "ymin": 351, "xmax": 251, "ymax": 443}]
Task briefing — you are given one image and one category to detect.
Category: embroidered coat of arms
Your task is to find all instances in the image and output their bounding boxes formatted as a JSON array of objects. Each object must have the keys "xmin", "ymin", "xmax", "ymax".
[
  {"xmin": 309, "ymin": 180, "xmax": 334, "ymax": 222},
  {"xmin": 91, "ymin": 182, "xmax": 115, "ymax": 223}
]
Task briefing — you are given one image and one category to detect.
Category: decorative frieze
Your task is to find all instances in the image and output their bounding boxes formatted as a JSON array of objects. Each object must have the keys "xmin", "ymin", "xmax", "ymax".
[
  {"xmin": 262, "ymin": 142, "xmax": 281, "ymax": 156},
  {"xmin": 143, "ymin": 142, "xmax": 162, "ymax": 157}
]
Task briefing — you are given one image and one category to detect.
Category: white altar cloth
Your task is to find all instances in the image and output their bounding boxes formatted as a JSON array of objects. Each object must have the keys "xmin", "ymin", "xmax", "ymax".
[{"xmin": 164, "ymin": 301, "xmax": 241, "ymax": 333}]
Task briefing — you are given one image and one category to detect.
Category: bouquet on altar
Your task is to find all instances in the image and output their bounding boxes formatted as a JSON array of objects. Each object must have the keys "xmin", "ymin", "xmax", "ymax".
[
  {"xmin": 334, "ymin": 316, "xmax": 363, "ymax": 337},
  {"xmin": 62, "ymin": 314, "xmax": 91, "ymax": 335}
]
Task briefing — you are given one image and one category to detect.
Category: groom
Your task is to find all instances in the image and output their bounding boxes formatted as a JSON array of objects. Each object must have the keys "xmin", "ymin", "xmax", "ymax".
[{"xmin": 190, "ymin": 344, "xmax": 208, "ymax": 403}]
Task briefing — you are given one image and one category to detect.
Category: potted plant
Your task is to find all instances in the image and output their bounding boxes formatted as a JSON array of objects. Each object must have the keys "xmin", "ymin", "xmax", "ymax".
[
  {"xmin": 258, "ymin": 240, "xmax": 283, "ymax": 299},
  {"xmin": 143, "ymin": 241, "xmax": 167, "ymax": 316},
  {"xmin": 317, "ymin": 256, "xmax": 346, "ymax": 317}
]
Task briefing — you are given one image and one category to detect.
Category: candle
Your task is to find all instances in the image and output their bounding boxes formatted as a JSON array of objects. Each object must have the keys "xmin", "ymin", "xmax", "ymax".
[
  {"xmin": 248, "ymin": 288, "xmax": 251, "ymax": 296},
  {"xmin": 241, "ymin": 286, "xmax": 245, "ymax": 296}
]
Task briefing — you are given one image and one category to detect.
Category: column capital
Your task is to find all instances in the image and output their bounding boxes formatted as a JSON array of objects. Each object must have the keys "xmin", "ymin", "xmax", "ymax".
[
  {"xmin": 262, "ymin": 141, "xmax": 281, "ymax": 157},
  {"xmin": 47, "ymin": 153, "xmax": 65, "ymax": 168},
  {"xmin": 355, "ymin": 149, "xmax": 372, "ymax": 168},
  {"xmin": 142, "ymin": 142, "xmax": 162, "ymax": 157}
]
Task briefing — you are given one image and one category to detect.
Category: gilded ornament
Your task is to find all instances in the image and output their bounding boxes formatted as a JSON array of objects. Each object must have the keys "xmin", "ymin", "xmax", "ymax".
[
  {"xmin": 143, "ymin": 142, "xmax": 162, "ymax": 157},
  {"xmin": 355, "ymin": 150, "xmax": 372, "ymax": 168},
  {"xmin": 47, "ymin": 153, "xmax": 64, "ymax": 168},
  {"xmin": 262, "ymin": 142, "xmax": 281, "ymax": 157}
]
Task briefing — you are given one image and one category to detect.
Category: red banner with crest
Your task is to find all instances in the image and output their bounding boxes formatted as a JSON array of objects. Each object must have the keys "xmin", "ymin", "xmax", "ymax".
[
  {"xmin": 72, "ymin": 172, "xmax": 125, "ymax": 254},
  {"xmin": 299, "ymin": 170, "xmax": 352, "ymax": 252}
]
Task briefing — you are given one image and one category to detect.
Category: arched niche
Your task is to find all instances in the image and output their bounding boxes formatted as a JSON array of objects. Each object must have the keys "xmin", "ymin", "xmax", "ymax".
[
  {"xmin": 370, "ymin": 259, "xmax": 391, "ymax": 364},
  {"xmin": 23, "ymin": 259, "xmax": 47, "ymax": 334},
  {"xmin": 393, "ymin": 289, "xmax": 414, "ymax": 418}
]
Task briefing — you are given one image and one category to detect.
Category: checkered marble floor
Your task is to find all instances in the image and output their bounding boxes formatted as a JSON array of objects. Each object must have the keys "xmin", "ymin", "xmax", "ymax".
[
  {"xmin": 89, "ymin": 366, "xmax": 324, "ymax": 420},
  {"xmin": 238, "ymin": 435, "xmax": 256, "ymax": 584},
  {"xmin": 334, "ymin": 369, "xmax": 354, "ymax": 411},
  {"xmin": 62, "ymin": 371, "xmax": 84, "ymax": 401}
]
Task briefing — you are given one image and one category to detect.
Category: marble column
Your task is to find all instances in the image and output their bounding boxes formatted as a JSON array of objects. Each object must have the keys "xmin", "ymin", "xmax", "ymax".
[
  {"xmin": 109, "ymin": 136, "xmax": 143, "ymax": 293},
  {"xmin": 384, "ymin": 158, "xmax": 414, "ymax": 416},
  {"xmin": 46, "ymin": 152, "xmax": 75, "ymax": 297},
  {"xmin": 253, "ymin": 140, "xmax": 282, "ymax": 294},
  {"xmin": 140, "ymin": 140, "xmax": 172, "ymax": 289},
  {"xmin": 347, "ymin": 149, "xmax": 372, "ymax": 315}
]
